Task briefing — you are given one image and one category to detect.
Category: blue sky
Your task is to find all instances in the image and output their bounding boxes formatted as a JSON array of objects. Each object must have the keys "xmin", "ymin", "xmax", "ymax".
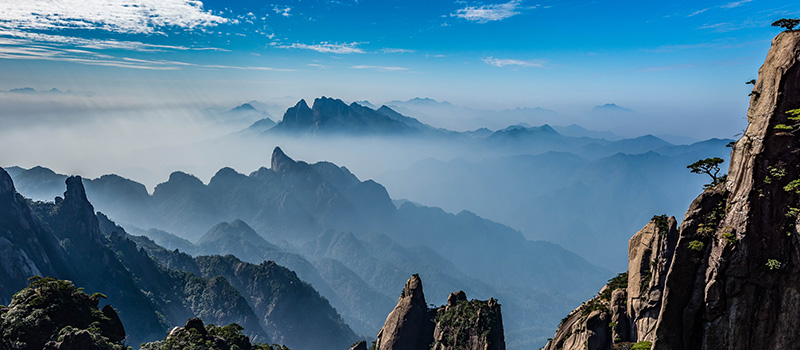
[{"xmin": 0, "ymin": 0, "xmax": 797, "ymax": 138}]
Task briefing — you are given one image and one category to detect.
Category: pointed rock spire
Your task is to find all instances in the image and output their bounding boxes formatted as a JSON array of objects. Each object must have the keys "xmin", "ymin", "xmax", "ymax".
[
  {"xmin": 375, "ymin": 274, "xmax": 434, "ymax": 350},
  {"xmin": 271, "ymin": 147, "xmax": 300, "ymax": 174},
  {"xmin": 64, "ymin": 176, "xmax": 89, "ymax": 203}
]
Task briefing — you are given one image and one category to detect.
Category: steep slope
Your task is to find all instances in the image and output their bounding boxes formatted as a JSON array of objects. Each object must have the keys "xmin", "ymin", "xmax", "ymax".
[
  {"xmin": 543, "ymin": 30, "xmax": 800, "ymax": 350},
  {"xmin": 195, "ymin": 220, "xmax": 280, "ymax": 261},
  {"xmin": 193, "ymin": 255, "xmax": 359, "ymax": 349}
]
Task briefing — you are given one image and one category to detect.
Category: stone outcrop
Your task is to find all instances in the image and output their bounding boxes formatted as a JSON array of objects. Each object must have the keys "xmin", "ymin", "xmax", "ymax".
[
  {"xmin": 375, "ymin": 274, "xmax": 435, "ymax": 350},
  {"xmin": 544, "ymin": 217, "xmax": 678, "ymax": 350},
  {"xmin": 544, "ymin": 30, "xmax": 800, "ymax": 350},
  {"xmin": 374, "ymin": 275, "xmax": 505, "ymax": 350}
]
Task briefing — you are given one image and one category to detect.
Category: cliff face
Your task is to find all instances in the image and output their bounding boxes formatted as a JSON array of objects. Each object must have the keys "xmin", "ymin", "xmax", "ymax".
[
  {"xmin": 375, "ymin": 275, "xmax": 505, "ymax": 350},
  {"xmin": 544, "ymin": 31, "xmax": 800, "ymax": 350},
  {"xmin": 656, "ymin": 29, "xmax": 800, "ymax": 350}
]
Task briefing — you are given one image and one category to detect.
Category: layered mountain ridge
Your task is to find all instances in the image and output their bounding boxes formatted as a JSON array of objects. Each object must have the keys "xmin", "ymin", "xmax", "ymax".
[
  {"xmin": 6, "ymin": 147, "xmax": 607, "ymax": 348},
  {"xmin": 0, "ymin": 167, "xmax": 359, "ymax": 349}
]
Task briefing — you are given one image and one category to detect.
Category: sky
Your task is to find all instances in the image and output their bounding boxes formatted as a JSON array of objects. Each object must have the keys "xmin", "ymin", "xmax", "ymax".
[{"xmin": 0, "ymin": 0, "xmax": 797, "ymax": 139}]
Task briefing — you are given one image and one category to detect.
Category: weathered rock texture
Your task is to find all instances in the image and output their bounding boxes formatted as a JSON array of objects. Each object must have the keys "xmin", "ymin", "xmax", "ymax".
[
  {"xmin": 375, "ymin": 275, "xmax": 505, "ymax": 350},
  {"xmin": 544, "ymin": 30, "xmax": 800, "ymax": 350},
  {"xmin": 544, "ymin": 217, "xmax": 678, "ymax": 350}
]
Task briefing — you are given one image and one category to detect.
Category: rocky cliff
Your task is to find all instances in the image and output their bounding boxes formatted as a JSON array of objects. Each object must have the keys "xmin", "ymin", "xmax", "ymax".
[
  {"xmin": 544, "ymin": 30, "xmax": 800, "ymax": 350},
  {"xmin": 374, "ymin": 275, "xmax": 505, "ymax": 350}
]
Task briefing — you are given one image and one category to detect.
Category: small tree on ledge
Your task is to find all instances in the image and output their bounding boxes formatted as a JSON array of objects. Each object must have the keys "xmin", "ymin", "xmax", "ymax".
[
  {"xmin": 688, "ymin": 157, "xmax": 726, "ymax": 188},
  {"xmin": 772, "ymin": 18, "xmax": 800, "ymax": 32}
]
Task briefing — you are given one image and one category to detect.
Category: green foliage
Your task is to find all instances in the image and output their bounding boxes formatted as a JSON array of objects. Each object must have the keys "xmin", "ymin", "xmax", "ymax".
[
  {"xmin": 687, "ymin": 157, "xmax": 725, "ymax": 188},
  {"xmin": 786, "ymin": 208, "xmax": 800, "ymax": 218},
  {"xmin": 788, "ymin": 109, "xmax": 800, "ymax": 120},
  {"xmin": 774, "ymin": 124, "xmax": 794, "ymax": 131},
  {"xmin": 141, "ymin": 319, "xmax": 291, "ymax": 350},
  {"xmin": 652, "ymin": 214, "xmax": 669, "ymax": 234},
  {"xmin": 688, "ymin": 240, "xmax": 705, "ymax": 251},
  {"xmin": 745, "ymin": 79, "xmax": 756, "ymax": 85},
  {"xmin": 432, "ymin": 299, "xmax": 501, "ymax": 349},
  {"xmin": 772, "ymin": 18, "xmax": 800, "ymax": 31},
  {"xmin": 0, "ymin": 276, "xmax": 125, "ymax": 350},
  {"xmin": 600, "ymin": 272, "xmax": 628, "ymax": 301},
  {"xmin": 631, "ymin": 341, "xmax": 653, "ymax": 350},
  {"xmin": 608, "ymin": 321, "xmax": 617, "ymax": 329},
  {"xmin": 766, "ymin": 259, "xmax": 782, "ymax": 270},
  {"xmin": 721, "ymin": 232, "xmax": 738, "ymax": 244},
  {"xmin": 696, "ymin": 224, "xmax": 714, "ymax": 236},
  {"xmin": 579, "ymin": 298, "xmax": 608, "ymax": 316},
  {"xmin": 766, "ymin": 166, "xmax": 787, "ymax": 185},
  {"xmin": 784, "ymin": 179, "xmax": 800, "ymax": 194}
]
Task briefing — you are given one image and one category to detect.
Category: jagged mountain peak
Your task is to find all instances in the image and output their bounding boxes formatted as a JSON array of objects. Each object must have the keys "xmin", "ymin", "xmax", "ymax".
[
  {"xmin": 401, "ymin": 273, "xmax": 425, "ymax": 301},
  {"xmin": 271, "ymin": 146, "xmax": 303, "ymax": 174},
  {"xmin": 64, "ymin": 176, "xmax": 89, "ymax": 204}
]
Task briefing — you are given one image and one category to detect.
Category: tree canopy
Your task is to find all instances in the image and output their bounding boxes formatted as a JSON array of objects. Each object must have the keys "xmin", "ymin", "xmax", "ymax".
[
  {"xmin": 687, "ymin": 157, "xmax": 726, "ymax": 188},
  {"xmin": 772, "ymin": 18, "xmax": 800, "ymax": 31}
]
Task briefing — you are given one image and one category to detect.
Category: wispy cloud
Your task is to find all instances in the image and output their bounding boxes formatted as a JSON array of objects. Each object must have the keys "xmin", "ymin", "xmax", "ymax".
[
  {"xmin": 0, "ymin": 0, "xmax": 228, "ymax": 35},
  {"xmin": 382, "ymin": 48, "xmax": 416, "ymax": 54},
  {"xmin": 350, "ymin": 65, "xmax": 409, "ymax": 71},
  {"xmin": 453, "ymin": 0, "xmax": 535, "ymax": 23},
  {"xmin": 482, "ymin": 56, "xmax": 545, "ymax": 68},
  {"xmin": 721, "ymin": 0, "xmax": 752, "ymax": 9},
  {"xmin": 688, "ymin": 8, "xmax": 709, "ymax": 17},
  {"xmin": 274, "ymin": 42, "xmax": 365, "ymax": 54},
  {"xmin": 0, "ymin": 29, "xmax": 219, "ymax": 52},
  {"xmin": 0, "ymin": 37, "xmax": 291, "ymax": 71},
  {"xmin": 308, "ymin": 63, "xmax": 330, "ymax": 69}
]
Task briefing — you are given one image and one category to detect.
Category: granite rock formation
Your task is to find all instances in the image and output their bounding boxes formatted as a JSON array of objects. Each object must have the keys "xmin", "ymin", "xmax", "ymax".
[
  {"xmin": 544, "ymin": 30, "xmax": 800, "ymax": 350},
  {"xmin": 374, "ymin": 275, "xmax": 504, "ymax": 350}
]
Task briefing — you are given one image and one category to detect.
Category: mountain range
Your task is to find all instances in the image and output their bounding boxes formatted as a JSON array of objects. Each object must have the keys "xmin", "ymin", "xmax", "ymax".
[
  {"xmin": 0, "ymin": 167, "xmax": 357, "ymax": 349},
  {"xmin": 7, "ymin": 147, "xmax": 608, "ymax": 348}
]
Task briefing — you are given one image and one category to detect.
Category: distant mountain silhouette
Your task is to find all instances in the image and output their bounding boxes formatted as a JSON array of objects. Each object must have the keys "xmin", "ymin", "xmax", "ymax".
[
  {"xmin": 269, "ymin": 97, "xmax": 430, "ymax": 136},
  {"xmin": 591, "ymin": 103, "xmax": 634, "ymax": 113}
]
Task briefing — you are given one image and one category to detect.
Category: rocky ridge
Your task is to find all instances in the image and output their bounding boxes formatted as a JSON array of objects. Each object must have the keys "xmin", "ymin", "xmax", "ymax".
[
  {"xmin": 543, "ymin": 30, "xmax": 800, "ymax": 350},
  {"xmin": 374, "ymin": 274, "xmax": 504, "ymax": 350}
]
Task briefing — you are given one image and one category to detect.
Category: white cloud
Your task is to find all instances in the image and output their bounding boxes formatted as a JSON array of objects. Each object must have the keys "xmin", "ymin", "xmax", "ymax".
[
  {"xmin": 482, "ymin": 56, "xmax": 545, "ymax": 68},
  {"xmin": 0, "ymin": 0, "xmax": 228, "ymax": 35},
  {"xmin": 453, "ymin": 0, "xmax": 533, "ymax": 23},
  {"xmin": 382, "ymin": 48, "xmax": 415, "ymax": 54},
  {"xmin": 275, "ymin": 42, "xmax": 365, "ymax": 54},
  {"xmin": 350, "ymin": 65, "xmax": 409, "ymax": 71},
  {"xmin": 273, "ymin": 5, "xmax": 292, "ymax": 17},
  {"xmin": 0, "ymin": 29, "xmax": 193, "ymax": 52},
  {"xmin": 688, "ymin": 8, "xmax": 709, "ymax": 17},
  {"xmin": 721, "ymin": 0, "xmax": 752, "ymax": 8},
  {"xmin": 0, "ymin": 37, "xmax": 291, "ymax": 71}
]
